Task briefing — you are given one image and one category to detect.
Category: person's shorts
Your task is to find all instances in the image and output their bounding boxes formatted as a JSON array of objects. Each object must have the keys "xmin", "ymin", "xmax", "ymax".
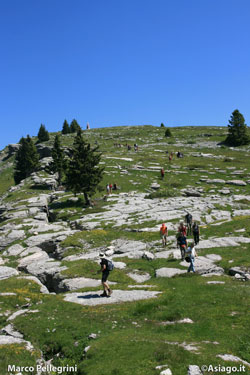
[{"xmin": 102, "ymin": 271, "xmax": 109, "ymax": 282}]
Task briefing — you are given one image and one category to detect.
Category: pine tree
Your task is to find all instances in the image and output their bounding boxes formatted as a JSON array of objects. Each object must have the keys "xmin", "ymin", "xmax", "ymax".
[
  {"xmin": 160, "ymin": 123, "xmax": 165, "ymax": 127},
  {"xmin": 165, "ymin": 128, "xmax": 172, "ymax": 137},
  {"xmin": 14, "ymin": 135, "xmax": 39, "ymax": 184},
  {"xmin": 70, "ymin": 119, "xmax": 81, "ymax": 133},
  {"xmin": 65, "ymin": 129, "xmax": 104, "ymax": 205},
  {"xmin": 225, "ymin": 109, "xmax": 250, "ymax": 146},
  {"xmin": 37, "ymin": 124, "xmax": 50, "ymax": 142},
  {"xmin": 50, "ymin": 135, "xmax": 65, "ymax": 184},
  {"xmin": 62, "ymin": 120, "xmax": 70, "ymax": 134}
]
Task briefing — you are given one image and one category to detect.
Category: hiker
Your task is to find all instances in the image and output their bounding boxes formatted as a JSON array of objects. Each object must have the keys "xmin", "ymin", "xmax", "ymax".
[
  {"xmin": 106, "ymin": 184, "xmax": 110, "ymax": 195},
  {"xmin": 160, "ymin": 223, "xmax": 168, "ymax": 246},
  {"xmin": 160, "ymin": 168, "xmax": 165, "ymax": 180},
  {"xmin": 177, "ymin": 234, "xmax": 187, "ymax": 260},
  {"xmin": 109, "ymin": 183, "xmax": 113, "ymax": 194},
  {"xmin": 185, "ymin": 242, "xmax": 197, "ymax": 273},
  {"xmin": 192, "ymin": 221, "xmax": 200, "ymax": 245},
  {"xmin": 178, "ymin": 221, "xmax": 187, "ymax": 237},
  {"xmin": 99, "ymin": 252, "xmax": 113, "ymax": 297},
  {"xmin": 113, "ymin": 183, "xmax": 117, "ymax": 191},
  {"xmin": 185, "ymin": 212, "xmax": 193, "ymax": 235}
]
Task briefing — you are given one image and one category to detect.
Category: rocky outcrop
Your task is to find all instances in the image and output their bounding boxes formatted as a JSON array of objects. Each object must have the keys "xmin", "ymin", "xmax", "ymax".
[
  {"xmin": 35, "ymin": 144, "xmax": 52, "ymax": 158},
  {"xmin": 156, "ymin": 268, "xmax": 186, "ymax": 278},
  {"xmin": 0, "ymin": 266, "xmax": 19, "ymax": 280},
  {"xmin": 229, "ymin": 267, "xmax": 250, "ymax": 280}
]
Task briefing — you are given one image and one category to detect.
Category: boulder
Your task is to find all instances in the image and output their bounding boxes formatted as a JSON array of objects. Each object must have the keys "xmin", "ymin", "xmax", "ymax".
[
  {"xmin": 35, "ymin": 144, "xmax": 52, "ymax": 158},
  {"xmin": 58, "ymin": 277, "xmax": 101, "ymax": 292},
  {"xmin": 127, "ymin": 272, "xmax": 151, "ymax": 283},
  {"xmin": 150, "ymin": 183, "xmax": 160, "ymax": 190},
  {"xmin": 3, "ymin": 244, "xmax": 24, "ymax": 256},
  {"xmin": 183, "ymin": 190, "xmax": 202, "ymax": 197},
  {"xmin": 18, "ymin": 276, "xmax": 50, "ymax": 294},
  {"xmin": 142, "ymin": 251, "xmax": 155, "ymax": 260},
  {"xmin": 7, "ymin": 143, "xmax": 20, "ymax": 156},
  {"xmin": 188, "ymin": 365, "xmax": 202, "ymax": 375},
  {"xmin": 111, "ymin": 239, "xmax": 147, "ymax": 254},
  {"xmin": 229, "ymin": 267, "xmax": 250, "ymax": 280},
  {"xmin": 0, "ymin": 335, "xmax": 34, "ymax": 351},
  {"xmin": 0, "ymin": 266, "xmax": 19, "ymax": 280},
  {"xmin": 156, "ymin": 268, "xmax": 186, "ymax": 278},
  {"xmin": 226, "ymin": 180, "xmax": 247, "ymax": 186}
]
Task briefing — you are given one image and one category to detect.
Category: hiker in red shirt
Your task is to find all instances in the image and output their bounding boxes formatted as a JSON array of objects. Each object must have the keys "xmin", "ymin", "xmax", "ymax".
[
  {"xmin": 160, "ymin": 223, "xmax": 168, "ymax": 246},
  {"xmin": 178, "ymin": 221, "xmax": 187, "ymax": 236}
]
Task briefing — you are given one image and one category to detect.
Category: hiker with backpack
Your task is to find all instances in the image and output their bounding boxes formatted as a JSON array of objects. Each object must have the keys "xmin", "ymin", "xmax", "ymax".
[
  {"xmin": 177, "ymin": 233, "xmax": 187, "ymax": 260},
  {"xmin": 160, "ymin": 223, "xmax": 168, "ymax": 246},
  {"xmin": 192, "ymin": 222, "xmax": 200, "ymax": 245},
  {"xmin": 185, "ymin": 242, "xmax": 197, "ymax": 273},
  {"xmin": 99, "ymin": 252, "xmax": 113, "ymax": 297},
  {"xmin": 185, "ymin": 213, "xmax": 193, "ymax": 235}
]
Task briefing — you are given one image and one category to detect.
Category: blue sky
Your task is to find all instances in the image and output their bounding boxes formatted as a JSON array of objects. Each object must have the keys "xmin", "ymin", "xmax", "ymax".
[{"xmin": 1, "ymin": 0, "xmax": 250, "ymax": 149}]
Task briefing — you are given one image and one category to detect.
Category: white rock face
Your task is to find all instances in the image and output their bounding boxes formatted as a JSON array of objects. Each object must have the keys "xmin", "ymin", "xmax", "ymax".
[
  {"xmin": 0, "ymin": 266, "xmax": 19, "ymax": 280},
  {"xmin": 160, "ymin": 369, "xmax": 172, "ymax": 375},
  {"xmin": 226, "ymin": 180, "xmax": 247, "ymax": 186},
  {"xmin": 216, "ymin": 354, "xmax": 250, "ymax": 366},
  {"xmin": 61, "ymin": 277, "xmax": 101, "ymax": 291},
  {"xmin": 3, "ymin": 244, "xmax": 24, "ymax": 256},
  {"xmin": 127, "ymin": 272, "xmax": 151, "ymax": 283},
  {"xmin": 156, "ymin": 268, "xmax": 186, "ymax": 278},
  {"xmin": 188, "ymin": 365, "xmax": 202, "ymax": 375},
  {"xmin": 0, "ymin": 335, "xmax": 34, "ymax": 351},
  {"xmin": 64, "ymin": 290, "xmax": 161, "ymax": 306}
]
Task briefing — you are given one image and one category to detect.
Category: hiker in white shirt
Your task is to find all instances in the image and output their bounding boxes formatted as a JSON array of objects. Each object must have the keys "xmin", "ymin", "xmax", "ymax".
[{"xmin": 185, "ymin": 242, "xmax": 197, "ymax": 273}]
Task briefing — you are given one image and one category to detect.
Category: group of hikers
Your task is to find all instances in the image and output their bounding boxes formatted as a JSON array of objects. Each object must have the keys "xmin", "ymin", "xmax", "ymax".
[
  {"xmin": 113, "ymin": 142, "xmax": 139, "ymax": 151},
  {"xmin": 98, "ymin": 212, "xmax": 200, "ymax": 298},
  {"xmin": 106, "ymin": 183, "xmax": 118, "ymax": 194},
  {"xmin": 160, "ymin": 212, "xmax": 200, "ymax": 273}
]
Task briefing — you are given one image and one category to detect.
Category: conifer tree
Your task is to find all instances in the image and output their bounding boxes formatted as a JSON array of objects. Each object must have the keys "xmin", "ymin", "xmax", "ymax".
[
  {"xmin": 165, "ymin": 128, "xmax": 172, "ymax": 137},
  {"xmin": 65, "ymin": 129, "xmax": 104, "ymax": 205},
  {"xmin": 50, "ymin": 135, "xmax": 65, "ymax": 184},
  {"xmin": 37, "ymin": 124, "xmax": 50, "ymax": 142},
  {"xmin": 70, "ymin": 119, "xmax": 81, "ymax": 133},
  {"xmin": 14, "ymin": 135, "xmax": 39, "ymax": 184},
  {"xmin": 224, "ymin": 109, "xmax": 250, "ymax": 146},
  {"xmin": 62, "ymin": 120, "xmax": 70, "ymax": 134}
]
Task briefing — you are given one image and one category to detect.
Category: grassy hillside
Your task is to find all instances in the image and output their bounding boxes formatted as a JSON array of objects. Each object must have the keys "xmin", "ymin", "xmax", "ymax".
[{"xmin": 0, "ymin": 125, "xmax": 249, "ymax": 375}]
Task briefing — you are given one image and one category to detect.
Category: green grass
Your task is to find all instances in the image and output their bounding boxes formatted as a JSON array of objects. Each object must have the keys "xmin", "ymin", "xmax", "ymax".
[{"xmin": 1, "ymin": 125, "xmax": 250, "ymax": 375}]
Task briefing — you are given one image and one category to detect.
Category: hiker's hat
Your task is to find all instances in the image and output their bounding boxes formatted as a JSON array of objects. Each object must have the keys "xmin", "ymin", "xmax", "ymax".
[{"xmin": 99, "ymin": 252, "xmax": 105, "ymax": 258}]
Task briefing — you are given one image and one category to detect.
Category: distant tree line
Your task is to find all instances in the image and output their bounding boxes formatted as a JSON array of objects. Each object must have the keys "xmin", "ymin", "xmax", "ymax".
[{"xmin": 62, "ymin": 119, "xmax": 81, "ymax": 134}]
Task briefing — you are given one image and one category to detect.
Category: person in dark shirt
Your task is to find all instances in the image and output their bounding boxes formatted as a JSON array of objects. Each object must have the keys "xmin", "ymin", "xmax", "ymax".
[{"xmin": 99, "ymin": 252, "xmax": 112, "ymax": 297}]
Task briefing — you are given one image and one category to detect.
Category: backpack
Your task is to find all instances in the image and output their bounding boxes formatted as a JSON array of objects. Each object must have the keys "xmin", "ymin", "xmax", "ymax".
[
  {"xmin": 107, "ymin": 259, "xmax": 114, "ymax": 271},
  {"xmin": 186, "ymin": 214, "xmax": 192, "ymax": 223},
  {"xmin": 193, "ymin": 224, "xmax": 199, "ymax": 233},
  {"xmin": 179, "ymin": 236, "xmax": 186, "ymax": 245}
]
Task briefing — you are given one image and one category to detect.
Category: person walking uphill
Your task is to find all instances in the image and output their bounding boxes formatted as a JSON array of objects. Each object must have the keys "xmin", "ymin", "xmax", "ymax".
[
  {"xmin": 160, "ymin": 223, "xmax": 168, "ymax": 246},
  {"xmin": 185, "ymin": 243, "xmax": 197, "ymax": 273},
  {"xmin": 99, "ymin": 253, "xmax": 113, "ymax": 297},
  {"xmin": 192, "ymin": 222, "xmax": 200, "ymax": 245}
]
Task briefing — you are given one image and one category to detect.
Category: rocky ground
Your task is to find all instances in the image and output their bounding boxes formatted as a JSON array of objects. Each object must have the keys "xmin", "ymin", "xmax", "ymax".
[{"xmin": 0, "ymin": 125, "xmax": 249, "ymax": 375}]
